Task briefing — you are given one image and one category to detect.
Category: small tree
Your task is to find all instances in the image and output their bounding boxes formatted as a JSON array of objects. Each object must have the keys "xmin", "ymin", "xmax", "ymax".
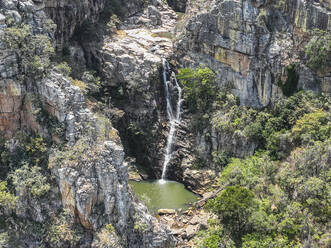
[
  {"xmin": 178, "ymin": 66, "xmax": 217, "ymax": 113},
  {"xmin": 206, "ymin": 186, "xmax": 256, "ymax": 241}
]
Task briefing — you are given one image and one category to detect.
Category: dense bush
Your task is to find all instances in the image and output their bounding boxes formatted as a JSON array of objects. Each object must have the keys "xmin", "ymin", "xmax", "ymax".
[
  {"xmin": 55, "ymin": 62, "xmax": 72, "ymax": 76},
  {"xmin": 211, "ymin": 91, "xmax": 329, "ymax": 161},
  {"xmin": 178, "ymin": 67, "xmax": 217, "ymax": 113},
  {"xmin": 10, "ymin": 163, "xmax": 50, "ymax": 198},
  {"xmin": 305, "ymin": 29, "xmax": 331, "ymax": 73},
  {"xmin": 206, "ymin": 186, "xmax": 257, "ymax": 242},
  {"xmin": 200, "ymin": 139, "xmax": 330, "ymax": 247},
  {"xmin": 194, "ymin": 85, "xmax": 330, "ymax": 247}
]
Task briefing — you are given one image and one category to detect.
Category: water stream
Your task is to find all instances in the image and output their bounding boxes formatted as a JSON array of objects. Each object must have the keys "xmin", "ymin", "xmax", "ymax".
[
  {"xmin": 129, "ymin": 60, "xmax": 198, "ymax": 213},
  {"xmin": 161, "ymin": 59, "xmax": 183, "ymax": 180}
]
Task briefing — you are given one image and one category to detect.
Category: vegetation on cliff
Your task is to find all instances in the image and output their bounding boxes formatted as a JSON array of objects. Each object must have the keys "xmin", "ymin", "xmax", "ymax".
[{"xmin": 180, "ymin": 67, "xmax": 331, "ymax": 247}]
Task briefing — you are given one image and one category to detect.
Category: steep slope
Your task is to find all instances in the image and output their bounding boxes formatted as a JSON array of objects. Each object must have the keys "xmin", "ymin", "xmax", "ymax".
[{"xmin": 0, "ymin": 0, "xmax": 175, "ymax": 247}]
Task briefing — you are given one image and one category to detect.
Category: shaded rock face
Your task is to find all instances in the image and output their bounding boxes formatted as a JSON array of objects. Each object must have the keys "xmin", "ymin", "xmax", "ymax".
[
  {"xmin": 43, "ymin": 0, "xmax": 147, "ymax": 50},
  {"xmin": 44, "ymin": 0, "xmax": 107, "ymax": 50},
  {"xmin": 167, "ymin": 0, "xmax": 187, "ymax": 12},
  {"xmin": 176, "ymin": 0, "xmax": 331, "ymax": 108}
]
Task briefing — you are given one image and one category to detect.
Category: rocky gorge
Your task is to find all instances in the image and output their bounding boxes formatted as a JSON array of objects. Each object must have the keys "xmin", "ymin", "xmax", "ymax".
[{"xmin": 0, "ymin": 0, "xmax": 330, "ymax": 247}]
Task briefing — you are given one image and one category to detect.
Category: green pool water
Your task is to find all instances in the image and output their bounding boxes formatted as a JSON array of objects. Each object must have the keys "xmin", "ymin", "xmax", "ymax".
[{"xmin": 129, "ymin": 180, "xmax": 199, "ymax": 213}]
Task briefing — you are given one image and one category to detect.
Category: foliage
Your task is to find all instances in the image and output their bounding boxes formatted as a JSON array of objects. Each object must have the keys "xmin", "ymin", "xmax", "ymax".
[
  {"xmin": 211, "ymin": 91, "xmax": 329, "ymax": 160},
  {"xmin": 95, "ymin": 225, "xmax": 119, "ymax": 248},
  {"xmin": 180, "ymin": 67, "xmax": 330, "ymax": 247},
  {"xmin": 203, "ymin": 138, "xmax": 330, "ymax": 247},
  {"xmin": 292, "ymin": 110, "xmax": 330, "ymax": 145},
  {"xmin": 241, "ymin": 233, "xmax": 300, "ymax": 248},
  {"xmin": 0, "ymin": 181, "xmax": 17, "ymax": 210},
  {"xmin": 0, "ymin": 135, "xmax": 49, "ymax": 180},
  {"xmin": 82, "ymin": 71, "xmax": 102, "ymax": 89},
  {"xmin": 218, "ymin": 155, "xmax": 273, "ymax": 189},
  {"xmin": 3, "ymin": 24, "xmax": 54, "ymax": 79},
  {"xmin": 178, "ymin": 66, "xmax": 217, "ymax": 113},
  {"xmin": 0, "ymin": 232, "xmax": 9, "ymax": 248},
  {"xmin": 211, "ymin": 151, "xmax": 232, "ymax": 168},
  {"xmin": 10, "ymin": 163, "xmax": 50, "ymax": 198},
  {"xmin": 195, "ymin": 225, "xmax": 235, "ymax": 248},
  {"xmin": 305, "ymin": 29, "xmax": 331, "ymax": 73},
  {"xmin": 55, "ymin": 62, "xmax": 71, "ymax": 76},
  {"xmin": 47, "ymin": 209, "xmax": 82, "ymax": 247},
  {"xmin": 133, "ymin": 214, "xmax": 148, "ymax": 232},
  {"xmin": 24, "ymin": 136, "xmax": 48, "ymax": 166},
  {"xmin": 206, "ymin": 186, "xmax": 256, "ymax": 241},
  {"xmin": 105, "ymin": 224, "xmax": 115, "ymax": 233}
]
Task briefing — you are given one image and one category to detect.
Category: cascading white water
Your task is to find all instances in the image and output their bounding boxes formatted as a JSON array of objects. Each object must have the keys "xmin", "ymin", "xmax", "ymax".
[{"xmin": 161, "ymin": 59, "xmax": 183, "ymax": 180}]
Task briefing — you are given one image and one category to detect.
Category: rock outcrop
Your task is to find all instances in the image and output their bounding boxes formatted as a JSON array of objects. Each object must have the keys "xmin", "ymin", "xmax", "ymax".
[{"xmin": 175, "ymin": 0, "xmax": 331, "ymax": 108}]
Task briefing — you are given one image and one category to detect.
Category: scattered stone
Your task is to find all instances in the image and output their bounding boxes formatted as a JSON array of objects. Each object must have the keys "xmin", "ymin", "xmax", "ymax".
[{"xmin": 158, "ymin": 209, "xmax": 177, "ymax": 215}]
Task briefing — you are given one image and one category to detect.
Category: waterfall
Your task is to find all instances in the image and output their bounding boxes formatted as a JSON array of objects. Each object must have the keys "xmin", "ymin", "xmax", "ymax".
[{"xmin": 161, "ymin": 59, "xmax": 183, "ymax": 180}]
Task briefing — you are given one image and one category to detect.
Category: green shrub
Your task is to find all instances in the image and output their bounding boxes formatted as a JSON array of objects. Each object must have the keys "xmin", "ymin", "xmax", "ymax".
[
  {"xmin": 292, "ymin": 110, "xmax": 330, "ymax": 144},
  {"xmin": 105, "ymin": 224, "xmax": 115, "ymax": 233},
  {"xmin": 56, "ymin": 62, "xmax": 71, "ymax": 76},
  {"xmin": 178, "ymin": 66, "xmax": 217, "ymax": 113},
  {"xmin": 265, "ymin": 130, "xmax": 292, "ymax": 160},
  {"xmin": 305, "ymin": 29, "xmax": 331, "ymax": 73},
  {"xmin": 242, "ymin": 233, "xmax": 301, "ymax": 248},
  {"xmin": 211, "ymin": 151, "xmax": 231, "ymax": 168},
  {"xmin": 47, "ymin": 209, "xmax": 82, "ymax": 247},
  {"xmin": 3, "ymin": 25, "xmax": 54, "ymax": 78},
  {"xmin": 0, "ymin": 232, "xmax": 9, "ymax": 248},
  {"xmin": 10, "ymin": 163, "xmax": 50, "ymax": 198},
  {"xmin": 0, "ymin": 181, "xmax": 17, "ymax": 210},
  {"xmin": 218, "ymin": 156, "xmax": 267, "ymax": 188},
  {"xmin": 107, "ymin": 15, "xmax": 120, "ymax": 33},
  {"xmin": 206, "ymin": 186, "xmax": 257, "ymax": 241},
  {"xmin": 24, "ymin": 136, "xmax": 48, "ymax": 166}
]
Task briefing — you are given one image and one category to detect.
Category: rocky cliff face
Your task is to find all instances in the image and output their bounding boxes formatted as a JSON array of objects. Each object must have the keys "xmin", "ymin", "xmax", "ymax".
[
  {"xmin": 0, "ymin": 0, "xmax": 175, "ymax": 247},
  {"xmin": 176, "ymin": 0, "xmax": 330, "ymax": 108},
  {"xmin": 43, "ymin": 0, "xmax": 147, "ymax": 50},
  {"xmin": 165, "ymin": 0, "xmax": 331, "ymax": 179}
]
